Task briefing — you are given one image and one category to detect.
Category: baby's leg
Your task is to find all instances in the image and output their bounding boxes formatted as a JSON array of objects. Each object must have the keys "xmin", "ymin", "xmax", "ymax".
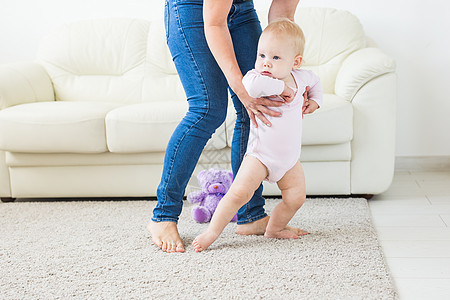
[
  {"xmin": 193, "ymin": 156, "xmax": 268, "ymax": 252},
  {"xmin": 265, "ymin": 161, "xmax": 308, "ymax": 239}
]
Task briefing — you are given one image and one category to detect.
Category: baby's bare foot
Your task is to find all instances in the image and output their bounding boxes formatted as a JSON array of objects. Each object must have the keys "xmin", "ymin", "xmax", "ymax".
[
  {"xmin": 235, "ymin": 216, "xmax": 270, "ymax": 235},
  {"xmin": 264, "ymin": 228, "xmax": 300, "ymax": 239},
  {"xmin": 147, "ymin": 221, "xmax": 185, "ymax": 253},
  {"xmin": 192, "ymin": 231, "xmax": 219, "ymax": 252},
  {"xmin": 285, "ymin": 225, "xmax": 309, "ymax": 236}
]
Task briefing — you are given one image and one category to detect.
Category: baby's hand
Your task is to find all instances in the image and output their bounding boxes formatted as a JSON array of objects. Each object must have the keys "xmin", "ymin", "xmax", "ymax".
[
  {"xmin": 280, "ymin": 84, "xmax": 295, "ymax": 103},
  {"xmin": 302, "ymin": 99, "xmax": 319, "ymax": 115}
]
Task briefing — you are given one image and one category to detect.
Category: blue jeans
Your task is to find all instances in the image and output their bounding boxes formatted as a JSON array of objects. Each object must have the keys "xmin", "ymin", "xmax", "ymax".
[{"xmin": 152, "ymin": 0, "xmax": 267, "ymax": 224}]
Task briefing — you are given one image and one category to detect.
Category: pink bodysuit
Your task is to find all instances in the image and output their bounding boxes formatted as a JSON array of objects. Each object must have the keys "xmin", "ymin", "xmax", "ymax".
[{"xmin": 242, "ymin": 69, "xmax": 323, "ymax": 183}]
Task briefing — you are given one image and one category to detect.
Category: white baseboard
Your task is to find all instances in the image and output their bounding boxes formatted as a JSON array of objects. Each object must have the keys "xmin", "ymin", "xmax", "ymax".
[{"xmin": 395, "ymin": 156, "xmax": 450, "ymax": 171}]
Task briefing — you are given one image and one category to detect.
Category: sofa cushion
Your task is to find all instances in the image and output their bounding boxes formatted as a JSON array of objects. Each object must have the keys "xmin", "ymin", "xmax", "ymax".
[
  {"xmin": 0, "ymin": 101, "xmax": 122, "ymax": 153},
  {"xmin": 226, "ymin": 94, "xmax": 353, "ymax": 147},
  {"xmin": 105, "ymin": 102, "xmax": 227, "ymax": 153}
]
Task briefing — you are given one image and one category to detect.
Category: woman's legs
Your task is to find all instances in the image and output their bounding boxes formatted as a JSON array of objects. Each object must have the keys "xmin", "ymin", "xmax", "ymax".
[{"xmin": 150, "ymin": 0, "xmax": 229, "ymax": 252}]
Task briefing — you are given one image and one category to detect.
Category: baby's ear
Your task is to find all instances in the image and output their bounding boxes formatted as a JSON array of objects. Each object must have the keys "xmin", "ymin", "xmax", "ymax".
[{"xmin": 293, "ymin": 55, "xmax": 303, "ymax": 69}]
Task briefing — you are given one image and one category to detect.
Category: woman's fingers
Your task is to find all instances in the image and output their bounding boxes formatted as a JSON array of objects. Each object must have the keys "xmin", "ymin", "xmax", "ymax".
[
  {"xmin": 258, "ymin": 105, "xmax": 281, "ymax": 117},
  {"xmin": 257, "ymin": 97, "xmax": 284, "ymax": 107},
  {"xmin": 255, "ymin": 111, "xmax": 272, "ymax": 127},
  {"xmin": 244, "ymin": 96, "xmax": 284, "ymax": 128},
  {"xmin": 247, "ymin": 109, "xmax": 258, "ymax": 128},
  {"xmin": 247, "ymin": 108, "xmax": 274, "ymax": 127}
]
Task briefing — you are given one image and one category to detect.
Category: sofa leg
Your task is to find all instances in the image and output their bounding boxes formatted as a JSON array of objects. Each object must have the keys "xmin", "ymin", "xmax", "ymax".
[{"xmin": 1, "ymin": 197, "xmax": 16, "ymax": 203}]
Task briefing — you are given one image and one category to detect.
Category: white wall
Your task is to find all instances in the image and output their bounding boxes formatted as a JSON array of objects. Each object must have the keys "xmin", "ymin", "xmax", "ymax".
[{"xmin": 1, "ymin": 0, "xmax": 449, "ymax": 157}]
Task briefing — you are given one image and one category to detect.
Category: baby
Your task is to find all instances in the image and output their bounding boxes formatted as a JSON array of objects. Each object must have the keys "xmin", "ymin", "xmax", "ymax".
[{"xmin": 193, "ymin": 18, "xmax": 322, "ymax": 252}]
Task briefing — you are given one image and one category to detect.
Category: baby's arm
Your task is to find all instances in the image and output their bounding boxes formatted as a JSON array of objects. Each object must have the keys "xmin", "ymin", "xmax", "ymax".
[
  {"xmin": 242, "ymin": 70, "xmax": 286, "ymax": 98},
  {"xmin": 302, "ymin": 71, "xmax": 323, "ymax": 115}
]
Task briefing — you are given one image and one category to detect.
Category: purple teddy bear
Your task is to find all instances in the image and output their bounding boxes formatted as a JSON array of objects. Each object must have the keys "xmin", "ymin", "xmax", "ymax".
[{"xmin": 187, "ymin": 168, "xmax": 237, "ymax": 223}]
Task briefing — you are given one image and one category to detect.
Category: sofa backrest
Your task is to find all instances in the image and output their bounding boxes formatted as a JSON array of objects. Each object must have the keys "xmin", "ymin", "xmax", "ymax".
[
  {"xmin": 293, "ymin": 8, "xmax": 366, "ymax": 93},
  {"xmin": 36, "ymin": 7, "xmax": 365, "ymax": 103},
  {"xmin": 37, "ymin": 18, "xmax": 184, "ymax": 103}
]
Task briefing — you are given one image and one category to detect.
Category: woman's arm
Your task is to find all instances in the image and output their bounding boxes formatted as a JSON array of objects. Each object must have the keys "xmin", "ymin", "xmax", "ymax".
[
  {"xmin": 268, "ymin": 0, "xmax": 300, "ymax": 23},
  {"xmin": 203, "ymin": 0, "xmax": 282, "ymax": 127}
]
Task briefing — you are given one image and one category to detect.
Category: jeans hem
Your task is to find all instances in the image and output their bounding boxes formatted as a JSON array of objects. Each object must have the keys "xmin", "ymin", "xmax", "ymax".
[
  {"xmin": 151, "ymin": 217, "xmax": 178, "ymax": 224},
  {"xmin": 236, "ymin": 212, "xmax": 268, "ymax": 225}
]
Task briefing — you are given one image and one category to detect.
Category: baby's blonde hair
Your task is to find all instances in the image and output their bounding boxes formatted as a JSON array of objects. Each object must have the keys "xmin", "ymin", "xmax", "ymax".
[{"xmin": 263, "ymin": 18, "xmax": 305, "ymax": 56}]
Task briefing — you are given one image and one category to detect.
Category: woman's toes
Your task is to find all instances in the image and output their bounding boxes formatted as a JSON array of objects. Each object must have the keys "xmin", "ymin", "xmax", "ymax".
[
  {"xmin": 161, "ymin": 241, "xmax": 168, "ymax": 252},
  {"xmin": 176, "ymin": 243, "xmax": 185, "ymax": 253},
  {"xmin": 152, "ymin": 238, "xmax": 163, "ymax": 248}
]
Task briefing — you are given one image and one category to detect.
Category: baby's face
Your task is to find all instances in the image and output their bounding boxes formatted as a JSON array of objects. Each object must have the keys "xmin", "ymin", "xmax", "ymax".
[{"xmin": 255, "ymin": 32, "xmax": 300, "ymax": 80}]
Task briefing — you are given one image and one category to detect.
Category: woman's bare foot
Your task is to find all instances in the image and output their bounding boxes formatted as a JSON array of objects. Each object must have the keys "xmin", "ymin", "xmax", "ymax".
[
  {"xmin": 192, "ymin": 230, "xmax": 219, "ymax": 252},
  {"xmin": 235, "ymin": 216, "xmax": 270, "ymax": 235},
  {"xmin": 147, "ymin": 221, "xmax": 185, "ymax": 253},
  {"xmin": 264, "ymin": 228, "xmax": 300, "ymax": 239}
]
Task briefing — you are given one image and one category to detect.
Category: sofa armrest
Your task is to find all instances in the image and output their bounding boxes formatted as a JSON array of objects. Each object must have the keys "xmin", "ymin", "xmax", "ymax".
[
  {"xmin": 350, "ymin": 72, "xmax": 397, "ymax": 195},
  {"xmin": 0, "ymin": 62, "xmax": 54, "ymax": 110},
  {"xmin": 335, "ymin": 47, "xmax": 396, "ymax": 101},
  {"xmin": 338, "ymin": 48, "xmax": 397, "ymax": 194}
]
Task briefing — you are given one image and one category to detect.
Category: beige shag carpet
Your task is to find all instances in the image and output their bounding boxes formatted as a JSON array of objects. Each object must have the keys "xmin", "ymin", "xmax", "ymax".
[{"xmin": 0, "ymin": 198, "xmax": 397, "ymax": 299}]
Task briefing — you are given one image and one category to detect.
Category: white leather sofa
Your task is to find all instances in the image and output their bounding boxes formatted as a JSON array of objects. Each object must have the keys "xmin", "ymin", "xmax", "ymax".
[{"xmin": 0, "ymin": 8, "xmax": 396, "ymax": 202}]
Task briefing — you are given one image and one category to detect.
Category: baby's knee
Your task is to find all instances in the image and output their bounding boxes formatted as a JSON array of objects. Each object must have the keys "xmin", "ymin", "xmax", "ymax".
[
  {"xmin": 298, "ymin": 193, "xmax": 306, "ymax": 205},
  {"xmin": 285, "ymin": 193, "xmax": 306, "ymax": 210},
  {"xmin": 227, "ymin": 184, "xmax": 253, "ymax": 206}
]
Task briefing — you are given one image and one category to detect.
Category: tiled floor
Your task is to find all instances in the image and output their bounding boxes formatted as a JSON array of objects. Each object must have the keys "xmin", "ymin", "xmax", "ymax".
[{"xmin": 369, "ymin": 171, "xmax": 450, "ymax": 299}]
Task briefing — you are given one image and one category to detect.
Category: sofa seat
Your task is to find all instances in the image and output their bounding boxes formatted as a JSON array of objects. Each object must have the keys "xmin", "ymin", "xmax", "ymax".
[
  {"xmin": 0, "ymin": 100, "xmax": 227, "ymax": 154},
  {"xmin": 105, "ymin": 101, "xmax": 227, "ymax": 153},
  {"xmin": 0, "ymin": 93, "xmax": 350, "ymax": 157},
  {"xmin": 302, "ymin": 94, "xmax": 353, "ymax": 145},
  {"xmin": 0, "ymin": 101, "xmax": 122, "ymax": 153}
]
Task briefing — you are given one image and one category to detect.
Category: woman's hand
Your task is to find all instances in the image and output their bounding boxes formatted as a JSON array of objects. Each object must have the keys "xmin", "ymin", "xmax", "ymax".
[{"xmin": 238, "ymin": 90, "xmax": 284, "ymax": 128}]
